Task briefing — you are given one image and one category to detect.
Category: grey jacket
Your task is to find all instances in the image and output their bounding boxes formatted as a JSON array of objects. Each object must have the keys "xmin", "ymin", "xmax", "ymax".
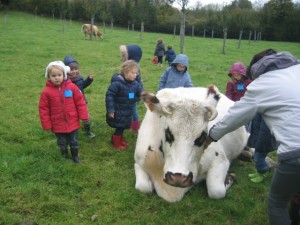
[{"xmin": 209, "ymin": 52, "xmax": 300, "ymax": 161}]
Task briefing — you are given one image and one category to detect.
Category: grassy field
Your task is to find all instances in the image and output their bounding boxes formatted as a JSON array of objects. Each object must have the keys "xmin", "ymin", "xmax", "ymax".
[{"xmin": 1, "ymin": 11, "xmax": 300, "ymax": 225}]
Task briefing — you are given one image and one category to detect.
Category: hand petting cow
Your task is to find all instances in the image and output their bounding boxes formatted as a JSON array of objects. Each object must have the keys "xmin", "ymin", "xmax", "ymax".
[{"xmin": 134, "ymin": 86, "xmax": 249, "ymax": 202}]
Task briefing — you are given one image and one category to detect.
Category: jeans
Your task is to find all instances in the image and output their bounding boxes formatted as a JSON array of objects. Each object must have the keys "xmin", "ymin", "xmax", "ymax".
[
  {"xmin": 132, "ymin": 103, "xmax": 139, "ymax": 121},
  {"xmin": 55, "ymin": 130, "xmax": 79, "ymax": 150},
  {"xmin": 268, "ymin": 157, "xmax": 300, "ymax": 225},
  {"xmin": 254, "ymin": 151, "xmax": 269, "ymax": 173},
  {"xmin": 248, "ymin": 113, "xmax": 277, "ymax": 173}
]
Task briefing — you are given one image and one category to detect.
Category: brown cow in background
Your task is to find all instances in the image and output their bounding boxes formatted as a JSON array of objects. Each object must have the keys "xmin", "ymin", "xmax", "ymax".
[{"xmin": 81, "ymin": 24, "xmax": 103, "ymax": 39}]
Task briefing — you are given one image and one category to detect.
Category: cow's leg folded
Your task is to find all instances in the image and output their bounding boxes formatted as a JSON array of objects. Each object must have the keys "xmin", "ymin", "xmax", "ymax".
[
  {"xmin": 134, "ymin": 163, "xmax": 153, "ymax": 193},
  {"xmin": 201, "ymin": 143, "xmax": 231, "ymax": 199}
]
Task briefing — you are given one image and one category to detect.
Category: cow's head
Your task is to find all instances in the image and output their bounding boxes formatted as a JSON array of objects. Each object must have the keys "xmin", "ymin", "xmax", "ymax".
[
  {"xmin": 141, "ymin": 87, "xmax": 219, "ymax": 188},
  {"xmin": 97, "ymin": 31, "xmax": 103, "ymax": 39}
]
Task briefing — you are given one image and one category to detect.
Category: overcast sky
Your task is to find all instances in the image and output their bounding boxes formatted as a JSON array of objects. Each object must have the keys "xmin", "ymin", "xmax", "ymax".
[{"xmin": 174, "ymin": 0, "xmax": 300, "ymax": 8}]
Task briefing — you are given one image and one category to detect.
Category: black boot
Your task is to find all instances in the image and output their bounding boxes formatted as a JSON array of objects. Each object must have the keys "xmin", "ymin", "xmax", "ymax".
[
  {"xmin": 60, "ymin": 148, "xmax": 69, "ymax": 159},
  {"xmin": 290, "ymin": 193, "xmax": 300, "ymax": 225},
  {"xmin": 84, "ymin": 123, "xmax": 96, "ymax": 138},
  {"xmin": 70, "ymin": 148, "xmax": 81, "ymax": 163}
]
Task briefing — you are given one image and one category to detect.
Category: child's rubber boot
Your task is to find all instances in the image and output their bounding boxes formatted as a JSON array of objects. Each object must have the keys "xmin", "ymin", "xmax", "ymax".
[
  {"xmin": 84, "ymin": 123, "xmax": 96, "ymax": 138},
  {"xmin": 70, "ymin": 147, "xmax": 81, "ymax": 163},
  {"xmin": 249, "ymin": 172, "xmax": 266, "ymax": 183},
  {"xmin": 248, "ymin": 172, "xmax": 260, "ymax": 178},
  {"xmin": 112, "ymin": 134, "xmax": 126, "ymax": 150},
  {"xmin": 130, "ymin": 121, "xmax": 140, "ymax": 133},
  {"xmin": 121, "ymin": 134, "xmax": 128, "ymax": 147},
  {"xmin": 60, "ymin": 148, "xmax": 69, "ymax": 159}
]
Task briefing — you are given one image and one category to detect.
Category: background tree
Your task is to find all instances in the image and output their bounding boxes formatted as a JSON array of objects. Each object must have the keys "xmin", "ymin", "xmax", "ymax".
[
  {"xmin": 260, "ymin": 0, "xmax": 296, "ymax": 41},
  {"xmin": 81, "ymin": 0, "xmax": 103, "ymax": 39},
  {"xmin": 1, "ymin": 0, "xmax": 10, "ymax": 23},
  {"xmin": 176, "ymin": 0, "xmax": 189, "ymax": 53},
  {"xmin": 4, "ymin": 0, "xmax": 300, "ymax": 42}
]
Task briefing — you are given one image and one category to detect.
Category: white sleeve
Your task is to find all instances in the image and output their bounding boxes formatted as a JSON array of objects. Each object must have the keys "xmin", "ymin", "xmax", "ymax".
[{"xmin": 209, "ymin": 89, "xmax": 258, "ymax": 141}]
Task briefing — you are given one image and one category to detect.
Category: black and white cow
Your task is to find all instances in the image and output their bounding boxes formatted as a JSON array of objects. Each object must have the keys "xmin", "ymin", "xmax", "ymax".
[{"xmin": 134, "ymin": 86, "xmax": 248, "ymax": 202}]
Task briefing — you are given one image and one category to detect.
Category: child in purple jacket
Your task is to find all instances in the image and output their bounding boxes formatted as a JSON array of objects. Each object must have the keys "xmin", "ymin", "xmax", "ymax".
[{"xmin": 226, "ymin": 62, "xmax": 252, "ymax": 102}]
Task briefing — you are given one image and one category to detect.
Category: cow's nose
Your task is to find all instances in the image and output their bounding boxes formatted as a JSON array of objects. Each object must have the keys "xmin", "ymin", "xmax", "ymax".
[{"xmin": 164, "ymin": 172, "xmax": 193, "ymax": 188}]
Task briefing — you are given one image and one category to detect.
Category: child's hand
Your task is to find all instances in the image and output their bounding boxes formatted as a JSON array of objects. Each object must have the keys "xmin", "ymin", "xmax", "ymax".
[
  {"xmin": 109, "ymin": 112, "xmax": 114, "ymax": 118},
  {"xmin": 88, "ymin": 74, "xmax": 94, "ymax": 80}
]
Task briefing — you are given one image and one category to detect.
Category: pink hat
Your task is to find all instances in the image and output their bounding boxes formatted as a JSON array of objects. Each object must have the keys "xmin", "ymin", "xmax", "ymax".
[{"xmin": 228, "ymin": 62, "xmax": 246, "ymax": 77}]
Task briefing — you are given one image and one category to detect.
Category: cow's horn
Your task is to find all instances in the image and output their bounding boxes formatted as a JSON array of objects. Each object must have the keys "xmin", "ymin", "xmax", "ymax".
[
  {"xmin": 205, "ymin": 105, "xmax": 218, "ymax": 121},
  {"xmin": 162, "ymin": 106, "xmax": 172, "ymax": 115}
]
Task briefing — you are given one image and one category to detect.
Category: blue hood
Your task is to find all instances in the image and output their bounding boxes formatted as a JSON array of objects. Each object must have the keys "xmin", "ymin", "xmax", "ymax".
[
  {"xmin": 171, "ymin": 54, "xmax": 189, "ymax": 68},
  {"xmin": 63, "ymin": 56, "xmax": 78, "ymax": 66}
]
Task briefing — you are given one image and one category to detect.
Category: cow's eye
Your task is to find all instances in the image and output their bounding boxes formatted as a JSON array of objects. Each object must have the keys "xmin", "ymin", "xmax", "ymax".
[
  {"xmin": 165, "ymin": 127, "xmax": 174, "ymax": 145},
  {"xmin": 194, "ymin": 132, "xmax": 207, "ymax": 147}
]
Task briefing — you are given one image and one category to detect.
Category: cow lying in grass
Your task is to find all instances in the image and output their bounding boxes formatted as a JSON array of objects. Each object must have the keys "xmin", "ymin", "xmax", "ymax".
[
  {"xmin": 134, "ymin": 86, "xmax": 249, "ymax": 202},
  {"xmin": 81, "ymin": 24, "xmax": 103, "ymax": 39}
]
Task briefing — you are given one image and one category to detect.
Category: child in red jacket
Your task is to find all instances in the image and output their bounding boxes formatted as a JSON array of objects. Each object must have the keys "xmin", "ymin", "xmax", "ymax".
[{"xmin": 39, "ymin": 61, "xmax": 89, "ymax": 163}]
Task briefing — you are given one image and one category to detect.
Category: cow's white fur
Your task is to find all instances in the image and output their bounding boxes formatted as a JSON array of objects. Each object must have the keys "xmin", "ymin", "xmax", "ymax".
[{"xmin": 134, "ymin": 87, "xmax": 248, "ymax": 202}]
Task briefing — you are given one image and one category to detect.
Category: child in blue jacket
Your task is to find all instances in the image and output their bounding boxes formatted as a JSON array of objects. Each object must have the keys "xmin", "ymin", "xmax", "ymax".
[
  {"xmin": 63, "ymin": 56, "xmax": 96, "ymax": 138},
  {"xmin": 158, "ymin": 54, "xmax": 193, "ymax": 91},
  {"xmin": 106, "ymin": 60, "xmax": 142, "ymax": 150},
  {"xmin": 165, "ymin": 45, "xmax": 176, "ymax": 66}
]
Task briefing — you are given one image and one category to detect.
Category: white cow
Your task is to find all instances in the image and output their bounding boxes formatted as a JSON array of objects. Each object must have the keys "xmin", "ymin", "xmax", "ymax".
[{"xmin": 134, "ymin": 86, "xmax": 248, "ymax": 202}]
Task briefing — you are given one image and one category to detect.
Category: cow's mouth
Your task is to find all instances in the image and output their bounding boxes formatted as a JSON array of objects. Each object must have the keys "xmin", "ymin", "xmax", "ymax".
[{"xmin": 164, "ymin": 172, "xmax": 194, "ymax": 188}]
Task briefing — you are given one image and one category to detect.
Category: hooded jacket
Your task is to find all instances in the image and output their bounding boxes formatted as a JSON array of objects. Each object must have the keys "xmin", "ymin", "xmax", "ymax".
[
  {"xmin": 165, "ymin": 48, "xmax": 176, "ymax": 65},
  {"xmin": 119, "ymin": 45, "xmax": 143, "ymax": 87},
  {"xmin": 39, "ymin": 79, "xmax": 89, "ymax": 133},
  {"xmin": 63, "ymin": 56, "xmax": 94, "ymax": 103},
  {"xmin": 105, "ymin": 74, "xmax": 142, "ymax": 129},
  {"xmin": 226, "ymin": 62, "xmax": 252, "ymax": 101},
  {"xmin": 158, "ymin": 54, "xmax": 193, "ymax": 91},
  {"xmin": 209, "ymin": 52, "xmax": 300, "ymax": 161}
]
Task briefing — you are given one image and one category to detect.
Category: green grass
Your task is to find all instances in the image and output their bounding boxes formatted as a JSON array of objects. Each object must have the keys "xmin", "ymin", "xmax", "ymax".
[{"xmin": 1, "ymin": 11, "xmax": 300, "ymax": 225}]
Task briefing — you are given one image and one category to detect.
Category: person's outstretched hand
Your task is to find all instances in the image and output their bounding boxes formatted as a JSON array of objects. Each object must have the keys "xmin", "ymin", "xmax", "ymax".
[{"xmin": 204, "ymin": 136, "xmax": 214, "ymax": 150}]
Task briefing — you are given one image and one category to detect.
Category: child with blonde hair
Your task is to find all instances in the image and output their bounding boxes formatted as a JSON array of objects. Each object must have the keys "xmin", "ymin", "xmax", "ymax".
[{"xmin": 105, "ymin": 60, "xmax": 142, "ymax": 150}]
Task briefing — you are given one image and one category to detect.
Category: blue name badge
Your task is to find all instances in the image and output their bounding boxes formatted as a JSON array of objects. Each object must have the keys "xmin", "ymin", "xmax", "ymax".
[
  {"xmin": 237, "ymin": 84, "xmax": 245, "ymax": 91},
  {"xmin": 128, "ymin": 92, "xmax": 135, "ymax": 99},
  {"xmin": 64, "ymin": 90, "xmax": 73, "ymax": 98}
]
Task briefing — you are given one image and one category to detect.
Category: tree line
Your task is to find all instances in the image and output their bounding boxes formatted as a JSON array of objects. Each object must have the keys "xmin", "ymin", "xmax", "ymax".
[{"xmin": 1, "ymin": 0, "xmax": 300, "ymax": 42}]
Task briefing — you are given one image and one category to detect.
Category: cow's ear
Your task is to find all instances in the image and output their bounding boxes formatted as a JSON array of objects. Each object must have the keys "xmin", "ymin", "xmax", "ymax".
[
  {"xmin": 142, "ymin": 91, "xmax": 172, "ymax": 115},
  {"xmin": 151, "ymin": 102, "xmax": 172, "ymax": 115},
  {"xmin": 205, "ymin": 105, "xmax": 218, "ymax": 121},
  {"xmin": 141, "ymin": 91, "xmax": 157, "ymax": 112}
]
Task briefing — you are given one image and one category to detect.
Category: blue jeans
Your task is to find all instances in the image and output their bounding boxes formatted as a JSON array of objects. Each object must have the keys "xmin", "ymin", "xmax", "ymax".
[
  {"xmin": 132, "ymin": 103, "xmax": 139, "ymax": 121},
  {"xmin": 268, "ymin": 157, "xmax": 300, "ymax": 225},
  {"xmin": 248, "ymin": 113, "xmax": 277, "ymax": 173},
  {"xmin": 254, "ymin": 151, "xmax": 269, "ymax": 173}
]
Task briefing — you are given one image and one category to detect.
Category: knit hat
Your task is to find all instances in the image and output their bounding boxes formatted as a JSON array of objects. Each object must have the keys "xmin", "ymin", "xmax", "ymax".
[
  {"xmin": 228, "ymin": 62, "xmax": 246, "ymax": 77},
  {"xmin": 63, "ymin": 56, "xmax": 78, "ymax": 66},
  {"xmin": 119, "ymin": 45, "xmax": 142, "ymax": 63},
  {"xmin": 45, "ymin": 61, "xmax": 70, "ymax": 80}
]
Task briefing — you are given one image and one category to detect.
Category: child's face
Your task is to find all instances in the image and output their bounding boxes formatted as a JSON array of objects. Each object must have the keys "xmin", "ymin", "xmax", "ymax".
[
  {"xmin": 124, "ymin": 69, "xmax": 138, "ymax": 81},
  {"xmin": 68, "ymin": 62, "xmax": 79, "ymax": 78},
  {"xmin": 49, "ymin": 68, "xmax": 64, "ymax": 86},
  {"xmin": 176, "ymin": 64, "xmax": 186, "ymax": 73},
  {"xmin": 232, "ymin": 73, "xmax": 243, "ymax": 81}
]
